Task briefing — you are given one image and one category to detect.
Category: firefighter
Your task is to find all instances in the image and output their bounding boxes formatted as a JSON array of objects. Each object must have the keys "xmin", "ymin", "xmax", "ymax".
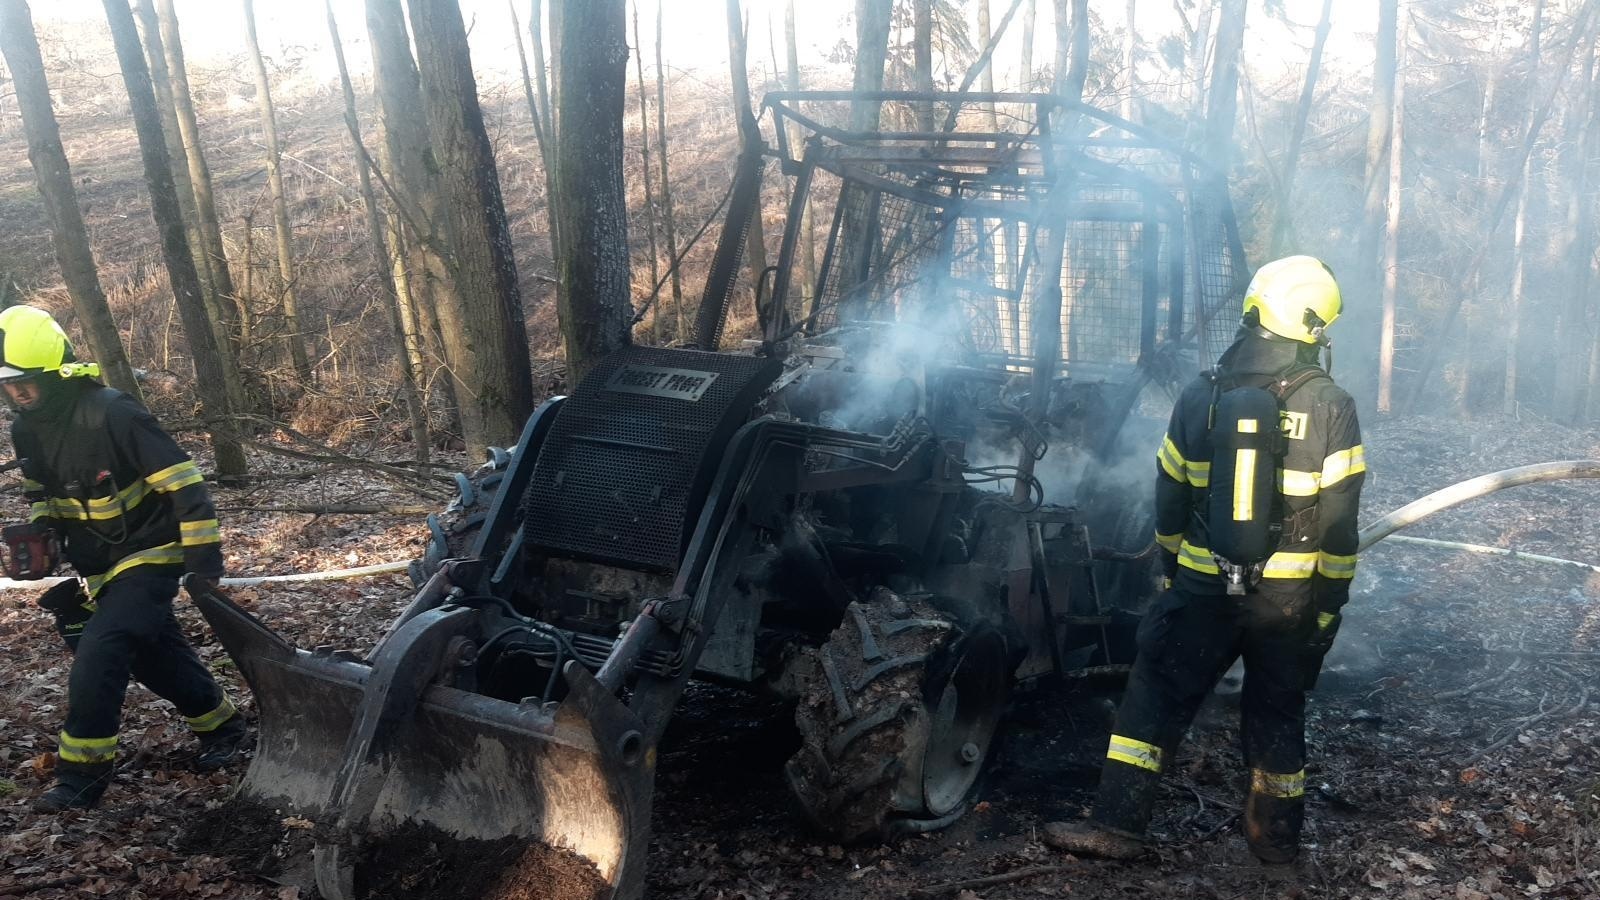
[
  {"xmin": 1043, "ymin": 256, "xmax": 1364, "ymax": 865},
  {"xmin": 0, "ymin": 306, "xmax": 247, "ymax": 812}
]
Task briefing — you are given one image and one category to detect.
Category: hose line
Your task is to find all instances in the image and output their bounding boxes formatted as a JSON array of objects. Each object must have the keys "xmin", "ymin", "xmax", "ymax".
[{"xmin": 1357, "ymin": 460, "xmax": 1600, "ymax": 553}]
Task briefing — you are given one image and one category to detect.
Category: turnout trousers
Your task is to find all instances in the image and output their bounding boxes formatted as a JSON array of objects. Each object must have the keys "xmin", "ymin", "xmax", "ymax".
[
  {"xmin": 1091, "ymin": 583, "xmax": 1317, "ymax": 861},
  {"xmin": 58, "ymin": 572, "xmax": 235, "ymax": 768}
]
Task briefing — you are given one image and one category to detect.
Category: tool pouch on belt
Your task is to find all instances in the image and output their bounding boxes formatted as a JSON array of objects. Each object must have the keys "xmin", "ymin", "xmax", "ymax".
[
  {"xmin": 36, "ymin": 579, "xmax": 91, "ymax": 652},
  {"xmin": 2, "ymin": 522, "xmax": 61, "ymax": 580}
]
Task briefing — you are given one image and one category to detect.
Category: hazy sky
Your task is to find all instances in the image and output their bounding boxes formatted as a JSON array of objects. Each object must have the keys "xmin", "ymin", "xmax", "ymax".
[{"xmin": 24, "ymin": 0, "xmax": 1388, "ymax": 94}]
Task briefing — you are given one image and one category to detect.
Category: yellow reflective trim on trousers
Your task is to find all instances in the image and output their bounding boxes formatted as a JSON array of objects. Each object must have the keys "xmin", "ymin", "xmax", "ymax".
[
  {"xmin": 185, "ymin": 696, "xmax": 236, "ymax": 733},
  {"xmin": 1279, "ymin": 468, "xmax": 1320, "ymax": 497},
  {"xmin": 1177, "ymin": 540, "xmax": 1220, "ymax": 574},
  {"xmin": 58, "ymin": 731, "xmax": 119, "ymax": 763},
  {"xmin": 1233, "ymin": 448, "xmax": 1257, "ymax": 521},
  {"xmin": 1321, "ymin": 445, "xmax": 1367, "ymax": 489},
  {"xmin": 1317, "ymin": 612, "xmax": 1337, "ymax": 630},
  {"xmin": 147, "ymin": 460, "xmax": 203, "ymax": 493},
  {"xmin": 29, "ymin": 502, "xmax": 50, "ymax": 523},
  {"xmin": 1155, "ymin": 531, "xmax": 1183, "ymax": 553},
  {"xmin": 180, "ymin": 518, "xmax": 222, "ymax": 545},
  {"xmin": 1318, "ymin": 551, "xmax": 1358, "ymax": 579},
  {"xmin": 84, "ymin": 542, "xmax": 185, "ymax": 598},
  {"xmin": 1261, "ymin": 551, "xmax": 1318, "ymax": 579},
  {"xmin": 1106, "ymin": 734, "xmax": 1163, "ymax": 773},
  {"xmin": 1251, "ymin": 768, "xmax": 1306, "ymax": 799}
]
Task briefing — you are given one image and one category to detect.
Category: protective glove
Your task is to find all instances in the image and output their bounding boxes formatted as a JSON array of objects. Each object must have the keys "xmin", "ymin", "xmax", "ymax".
[
  {"xmin": 35, "ymin": 579, "xmax": 91, "ymax": 652},
  {"xmin": 1159, "ymin": 549, "xmax": 1178, "ymax": 591},
  {"xmin": 1303, "ymin": 575, "xmax": 1348, "ymax": 690}
]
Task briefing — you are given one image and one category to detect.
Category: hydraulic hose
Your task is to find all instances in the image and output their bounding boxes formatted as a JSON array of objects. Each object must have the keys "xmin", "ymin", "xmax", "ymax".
[
  {"xmin": 0, "ymin": 560, "xmax": 411, "ymax": 593},
  {"xmin": 1358, "ymin": 460, "xmax": 1600, "ymax": 553}
]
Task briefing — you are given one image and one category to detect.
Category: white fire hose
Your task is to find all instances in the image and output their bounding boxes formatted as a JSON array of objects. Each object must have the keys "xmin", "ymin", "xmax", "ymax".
[{"xmin": 0, "ymin": 461, "xmax": 1596, "ymax": 596}]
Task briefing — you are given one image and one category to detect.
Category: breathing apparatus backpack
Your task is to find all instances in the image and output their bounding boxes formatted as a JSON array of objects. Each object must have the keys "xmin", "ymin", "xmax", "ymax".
[{"xmin": 1203, "ymin": 364, "xmax": 1326, "ymax": 594}]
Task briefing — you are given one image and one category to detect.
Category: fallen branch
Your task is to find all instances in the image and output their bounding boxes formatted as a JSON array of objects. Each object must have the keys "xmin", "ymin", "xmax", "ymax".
[
  {"xmin": 1382, "ymin": 534, "xmax": 1600, "ymax": 576},
  {"xmin": 0, "ymin": 874, "xmax": 87, "ymax": 896},
  {"xmin": 1436, "ymin": 658, "xmax": 1524, "ymax": 701},
  {"xmin": 908, "ymin": 864, "xmax": 1072, "ymax": 898}
]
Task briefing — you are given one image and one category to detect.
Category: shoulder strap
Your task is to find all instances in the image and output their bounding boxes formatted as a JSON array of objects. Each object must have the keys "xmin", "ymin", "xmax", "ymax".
[{"xmin": 1266, "ymin": 364, "xmax": 1327, "ymax": 403}]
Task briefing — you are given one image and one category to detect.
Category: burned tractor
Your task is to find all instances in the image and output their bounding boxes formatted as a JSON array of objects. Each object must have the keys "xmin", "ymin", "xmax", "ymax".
[{"xmin": 191, "ymin": 93, "xmax": 1248, "ymax": 899}]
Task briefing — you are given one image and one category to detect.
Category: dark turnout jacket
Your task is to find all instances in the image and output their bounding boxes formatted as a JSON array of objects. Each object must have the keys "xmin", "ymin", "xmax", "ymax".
[
  {"xmin": 1153, "ymin": 335, "xmax": 1364, "ymax": 607},
  {"xmin": 13, "ymin": 382, "xmax": 223, "ymax": 598}
]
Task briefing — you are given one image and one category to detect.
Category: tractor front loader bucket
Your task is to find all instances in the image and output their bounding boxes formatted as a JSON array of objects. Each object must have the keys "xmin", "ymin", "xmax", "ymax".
[{"xmin": 185, "ymin": 575, "xmax": 653, "ymax": 900}]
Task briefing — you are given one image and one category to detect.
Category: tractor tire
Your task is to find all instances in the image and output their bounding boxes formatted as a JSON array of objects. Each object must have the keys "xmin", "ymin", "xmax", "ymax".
[
  {"xmin": 785, "ymin": 590, "xmax": 1014, "ymax": 843},
  {"xmin": 408, "ymin": 451, "xmax": 510, "ymax": 587}
]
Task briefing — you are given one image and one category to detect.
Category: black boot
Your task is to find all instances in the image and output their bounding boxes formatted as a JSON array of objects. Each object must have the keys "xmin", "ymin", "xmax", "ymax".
[
  {"xmin": 194, "ymin": 714, "xmax": 248, "ymax": 772},
  {"xmin": 34, "ymin": 760, "xmax": 113, "ymax": 812},
  {"xmin": 1043, "ymin": 746, "xmax": 1163, "ymax": 860},
  {"xmin": 1244, "ymin": 770, "xmax": 1306, "ymax": 864}
]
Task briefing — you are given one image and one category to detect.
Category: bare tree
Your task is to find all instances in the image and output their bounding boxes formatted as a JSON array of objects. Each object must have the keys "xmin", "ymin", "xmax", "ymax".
[
  {"xmin": 324, "ymin": 0, "xmax": 429, "ymax": 462},
  {"xmin": 408, "ymin": 0, "xmax": 536, "ymax": 453},
  {"xmin": 784, "ymin": 0, "xmax": 816, "ymax": 308},
  {"xmin": 1505, "ymin": 0, "xmax": 1546, "ymax": 416},
  {"xmin": 1019, "ymin": 0, "xmax": 1036, "ymax": 91},
  {"xmin": 659, "ymin": 0, "xmax": 684, "ymax": 338},
  {"xmin": 726, "ymin": 0, "xmax": 770, "ymax": 320},
  {"xmin": 850, "ymin": 0, "xmax": 893, "ymax": 130},
  {"xmin": 510, "ymin": 0, "xmax": 560, "ymax": 266},
  {"xmin": 1202, "ymin": 0, "xmax": 1246, "ymax": 166},
  {"xmin": 1121, "ymin": 0, "xmax": 1137, "ymax": 119},
  {"xmin": 913, "ymin": 0, "xmax": 934, "ymax": 130},
  {"xmin": 977, "ymin": 0, "xmax": 998, "ymax": 128},
  {"xmin": 632, "ymin": 1, "xmax": 662, "ymax": 342},
  {"xmin": 1054, "ymin": 0, "xmax": 1088, "ymax": 104},
  {"xmin": 1354, "ymin": 0, "xmax": 1398, "ymax": 407},
  {"xmin": 1562, "ymin": 37, "xmax": 1600, "ymax": 421},
  {"xmin": 242, "ymin": 0, "xmax": 311, "ymax": 382},
  {"xmin": 1377, "ymin": 6, "xmax": 1406, "ymax": 413},
  {"xmin": 101, "ymin": 0, "xmax": 246, "ymax": 476},
  {"xmin": 1266, "ymin": 0, "xmax": 1333, "ymax": 257},
  {"xmin": 0, "ymin": 0, "xmax": 140, "ymax": 398},
  {"xmin": 555, "ymin": 0, "xmax": 632, "ymax": 383},
  {"xmin": 154, "ymin": 0, "xmax": 242, "ymax": 361}
]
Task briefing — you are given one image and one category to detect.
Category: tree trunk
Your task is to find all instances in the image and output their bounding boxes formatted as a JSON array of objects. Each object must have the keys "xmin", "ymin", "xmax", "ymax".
[
  {"xmin": 408, "ymin": 0, "xmax": 536, "ymax": 455},
  {"xmin": 366, "ymin": 0, "xmax": 461, "ymax": 433},
  {"xmin": 657, "ymin": 0, "xmax": 685, "ymax": 340},
  {"xmin": 1053, "ymin": 0, "xmax": 1088, "ymax": 104},
  {"xmin": 325, "ymin": 0, "xmax": 429, "ymax": 462},
  {"xmin": 1202, "ymin": 0, "xmax": 1246, "ymax": 167},
  {"xmin": 1377, "ymin": 7, "xmax": 1406, "ymax": 413},
  {"xmin": 1354, "ymin": 0, "xmax": 1398, "ymax": 409},
  {"xmin": 1020, "ymin": 0, "xmax": 1036, "ymax": 91},
  {"xmin": 1563, "ymin": 34, "xmax": 1599, "ymax": 421},
  {"xmin": 1505, "ymin": 0, "xmax": 1546, "ymax": 418},
  {"xmin": 242, "ymin": 0, "xmax": 311, "ymax": 383},
  {"xmin": 977, "ymin": 0, "xmax": 998, "ymax": 129},
  {"xmin": 555, "ymin": 0, "xmax": 632, "ymax": 384},
  {"xmin": 240, "ymin": 214, "xmax": 255, "ymax": 346},
  {"xmin": 633, "ymin": 2, "xmax": 662, "ymax": 342},
  {"xmin": 0, "ymin": 0, "xmax": 140, "ymax": 399},
  {"xmin": 1266, "ymin": 0, "xmax": 1333, "ymax": 257},
  {"xmin": 784, "ymin": 0, "xmax": 816, "ymax": 313},
  {"xmin": 1121, "ymin": 0, "xmax": 1136, "ymax": 120},
  {"xmin": 913, "ymin": 0, "xmax": 933, "ymax": 130},
  {"xmin": 850, "ymin": 0, "xmax": 893, "ymax": 130},
  {"xmin": 101, "ymin": 0, "xmax": 245, "ymax": 476},
  {"xmin": 726, "ymin": 0, "xmax": 770, "ymax": 323},
  {"xmin": 153, "ymin": 0, "xmax": 241, "ymax": 362},
  {"xmin": 510, "ymin": 0, "xmax": 560, "ymax": 267}
]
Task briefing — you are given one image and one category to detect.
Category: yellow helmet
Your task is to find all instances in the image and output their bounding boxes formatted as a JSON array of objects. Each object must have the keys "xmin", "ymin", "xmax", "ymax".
[
  {"xmin": 0, "ymin": 305, "xmax": 94, "ymax": 381},
  {"xmin": 1241, "ymin": 255, "xmax": 1342, "ymax": 345}
]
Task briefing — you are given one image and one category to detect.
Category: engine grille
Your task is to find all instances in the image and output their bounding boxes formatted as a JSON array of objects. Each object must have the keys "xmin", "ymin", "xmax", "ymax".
[{"xmin": 522, "ymin": 346, "xmax": 780, "ymax": 571}]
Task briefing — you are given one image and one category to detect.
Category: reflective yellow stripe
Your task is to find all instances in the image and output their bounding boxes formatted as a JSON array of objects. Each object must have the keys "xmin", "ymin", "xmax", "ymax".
[
  {"xmin": 1261, "ymin": 551, "xmax": 1318, "ymax": 579},
  {"xmin": 58, "ymin": 731, "xmax": 119, "ymax": 764},
  {"xmin": 1233, "ymin": 448, "xmax": 1257, "ymax": 520},
  {"xmin": 22, "ymin": 477, "xmax": 44, "ymax": 492},
  {"xmin": 38, "ymin": 478, "xmax": 153, "ymax": 521},
  {"xmin": 84, "ymin": 542, "xmax": 185, "ymax": 598},
  {"xmin": 1155, "ymin": 531, "xmax": 1183, "ymax": 553},
  {"xmin": 1317, "ymin": 612, "xmax": 1337, "ymax": 630},
  {"xmin": 1321, "ymin": 445, "xmax": 1366, "ymax": 489},
  {"xmin": 1106, "ymin": 734, "xmax": 1163, "ymax": 773},
  {"xmin": 147, "ymin": 461, "xmax": 203, "ymax": 493},
  {"xmin": 185, "ymin": 696, "xmax": 236, "ymax": 733},
  {"xmin": 1178, "ymin": 540, "xmax": 1220, "ymax": 574},
  {"xmin": 1318, "ymin": 551, "xmax": 1358, "ymax": 579},
  {"xmin": 1278, "ymin": 468, "xmax": 1321, "ymax": 497},
  {"xmin": 1187, "ymin": 461, "xmax": 1211, "ymax": 488},
  {"xmin": 1237, "ymin": 418, "xmax": 1258, "ymax": 433},
  {"xmin": 29, "ymin": 502, "xmax": 51, "ymax": 522},
  {"xmin": 179, "ymin": 518, "xmax": 222, "ymax": 546},
  {"xmin": 1157, "ymin": 436, "xmax": 1186, "ymax": 482},
  {"xmin": 1251, "ymin": 768, "xmax": 1306, "ymax": 799}
]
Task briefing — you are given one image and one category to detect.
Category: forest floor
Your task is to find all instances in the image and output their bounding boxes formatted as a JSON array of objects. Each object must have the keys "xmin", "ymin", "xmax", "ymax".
[{"xmin": 1, "ymin": 411, "xmax": 1598, "ymax": 900}]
